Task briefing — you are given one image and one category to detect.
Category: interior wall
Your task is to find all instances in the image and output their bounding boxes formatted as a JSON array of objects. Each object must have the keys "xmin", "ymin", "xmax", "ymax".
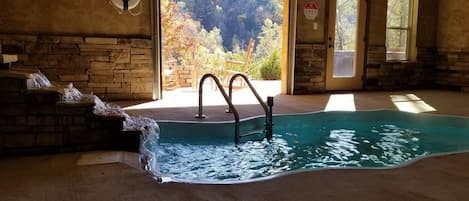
[
  {"xmin": 364, "ymin": 0, "xmax": 437, "ymax": 90},
  {"xmin": 366, "ymin": 0, "xmax": 438, "ymax": 48},
  {"xmin": 293, "ymin": 0, "xmax": 327, "ymax": 94},
  {"xmin": 296, "ymin": 0, "xmax": 326, "ymax": 43},
  {"xmin": 0, "ymin": 0, "xmax": 151, "ymax": 37},
  {"xmin": 292, "ymin": 0, "xmax": 452, "ymax": 92},
  {"xmin": 437, "ymin": 0, "xmax": 469, "ymax": 50},
  {"xmin": 416, "ymin": 0, "xmax": 437, "ymax": 48},
  {"xmin": 0, "ymin": 0, "xmax": 155, "ymax": 100},
  {"xmin": 0, "ymin": 34, "xmax": 154, "ymax": 100},
  {"xmin": 367, "ymin": 0, "xmax": 387, "ymax": 46},
  {"xmin": 436, "ymin": 0, "xmax": 469, "ymax": 91}
]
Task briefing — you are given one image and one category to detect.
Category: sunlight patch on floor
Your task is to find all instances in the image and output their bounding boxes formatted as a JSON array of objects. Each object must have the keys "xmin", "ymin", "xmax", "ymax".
[
  {"xmin": 124, "ymin": 80, "xmax": 281, "ymax": 110},
  {"xmin": 390, "ymin": 94, "xmax": 437, "ymax": 113},
  {"xmin": 325, "ymin": 94, "xmax": 356, "ymax": 111}
]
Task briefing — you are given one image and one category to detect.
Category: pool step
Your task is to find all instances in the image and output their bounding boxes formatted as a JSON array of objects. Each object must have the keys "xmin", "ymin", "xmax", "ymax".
[{"xmin": 240, "ymin": 128, "xmax": 265, "ymax": 137}]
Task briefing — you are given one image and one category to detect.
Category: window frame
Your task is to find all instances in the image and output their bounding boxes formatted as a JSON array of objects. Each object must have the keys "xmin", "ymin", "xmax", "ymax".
[{"xmin": 385, "ymin": 0, "xmax": 416, "ymax": 62}]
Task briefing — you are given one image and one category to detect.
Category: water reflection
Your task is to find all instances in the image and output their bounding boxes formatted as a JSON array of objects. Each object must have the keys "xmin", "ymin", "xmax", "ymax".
[
  {"xmin": 371, "ymin": 125, "xmax": 423, "ymax": 165},
  {"xmin": 157, "ymin": 137, "xmax": 294, "ymax": 181},
  {"xmin": 326, "ymin": 129, "xmax": 359, "ymax": 160},
  {"xmin": 156, "ymin": 124, "xmax": 428, "ymax": 182}
]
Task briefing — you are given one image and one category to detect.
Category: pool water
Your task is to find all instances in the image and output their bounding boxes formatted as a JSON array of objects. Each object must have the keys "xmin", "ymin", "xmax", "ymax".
[{"xmin": 143, "ymin": 111, "xmax": 469, "ymax": 182}]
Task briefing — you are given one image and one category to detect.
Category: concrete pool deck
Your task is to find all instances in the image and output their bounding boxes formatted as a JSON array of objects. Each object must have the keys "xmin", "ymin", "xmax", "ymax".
[
  {"xmin": 1, "ymin": 90, "xmax": 469, "ymax": 201},
  {"xmin": 122, "ymin": 89, "xmax": 469, "ymax": 121}
]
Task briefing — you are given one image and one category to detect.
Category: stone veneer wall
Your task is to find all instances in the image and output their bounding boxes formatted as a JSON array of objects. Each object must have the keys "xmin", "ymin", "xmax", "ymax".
[
  {"xmin": 294, "ymin": 44, "xmax": 438, "ymax": 92},
  {"xmin": 162, "ymin": 61, "xmax": 193, "ymax": 89},
  {"xmin": 294, "ymin": 43, "xmax": 433, "ymax": 93},
  {"xmin": 362, "ymin": 0, "xmax": 440, "ymax": 91},
  {"xmin": 436, "ymin": 50, "xmax": 469, "ymax": 92},
  {"xmin": 364, "ymin": 45, "xmax": 435, "ymax": 90},
  {"xmin": 177, "ymin": 66, "xmax": 194, "ymax": 88},
  {"xmin": 294, "ymin": 44, "xmax": 326, "ymax": 94},
  {"xmin": 0, "ymin": 34, "xmax": 153, "ymax": 100}
]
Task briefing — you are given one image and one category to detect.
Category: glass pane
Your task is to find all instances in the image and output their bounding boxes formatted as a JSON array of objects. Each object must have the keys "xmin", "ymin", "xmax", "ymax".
[
  {"xmin": 333, "ymin": 0, "xmax": 358, "ymax": 78},
  {"xmin": 387, "ymin": 0, "xmax": 410, "ymax": 28},
  {"xmin": 386, "ymin": 29, "xmax": 408, "ymax": 61}
]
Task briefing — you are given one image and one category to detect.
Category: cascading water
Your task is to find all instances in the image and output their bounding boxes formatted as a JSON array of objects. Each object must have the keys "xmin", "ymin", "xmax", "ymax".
[
  {"xmin": 62, "ymin": 83, "xmax": 161, "ymax": 178},
  {"xmin": 32, "ymin": 72, "xmax": 161, "ymax": 180},
  {"xmin": 26, "ymin": 71, "xmax": 53, "ymax": 89}
]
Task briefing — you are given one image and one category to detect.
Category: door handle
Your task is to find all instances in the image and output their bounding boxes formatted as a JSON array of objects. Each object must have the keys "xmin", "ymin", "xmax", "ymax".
[{"xmin": 328, "ymin": 44, "xmax": 334, "ymax": 48}]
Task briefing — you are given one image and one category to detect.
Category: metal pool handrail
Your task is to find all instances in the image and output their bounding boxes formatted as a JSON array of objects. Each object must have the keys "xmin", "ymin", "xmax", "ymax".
[
  {"xmin": 195, "ymin": 73, "xmax": 240, "ymax": 144},
  {"xmin": 227, "ymin": 73, "xmax": 273, "ymax": 141}
]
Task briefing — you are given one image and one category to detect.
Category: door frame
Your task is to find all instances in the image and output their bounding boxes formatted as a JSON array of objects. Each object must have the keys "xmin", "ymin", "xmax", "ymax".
[
  {"xmin": 156, "ymin": 0, "xmax": 293, "ymax": 97},
  {"xmin": 282, "ymin": 0, "xmax": 296, "ymax": 95},
  {"xmin": 325, "ymin": 0, "xmax": 367, "ymax": 91},
  {"xmin": 151, "ymin": 0, "xmax": 162, "ymax": 100}
]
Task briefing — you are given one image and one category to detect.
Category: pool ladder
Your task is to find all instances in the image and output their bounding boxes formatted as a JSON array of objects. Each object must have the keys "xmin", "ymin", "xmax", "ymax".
[{"xmin": 195, "ymin": 73, "xmax": 273, "ymax": 144}]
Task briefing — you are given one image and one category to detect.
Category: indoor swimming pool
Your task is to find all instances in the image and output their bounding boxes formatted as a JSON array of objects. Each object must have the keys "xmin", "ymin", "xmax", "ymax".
[{"xmin": 140, "ymin": 110, "xmax": 469, "ymax": 183}]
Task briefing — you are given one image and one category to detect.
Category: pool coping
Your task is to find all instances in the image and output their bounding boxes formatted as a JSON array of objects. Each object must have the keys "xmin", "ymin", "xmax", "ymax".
[
  {"xmin": 155, "ymin": 109, "xmax": 469, "ymax": 123},
  {"xmin": 157, "ymin": 150, "xmax": 469, "ymax": 185}
]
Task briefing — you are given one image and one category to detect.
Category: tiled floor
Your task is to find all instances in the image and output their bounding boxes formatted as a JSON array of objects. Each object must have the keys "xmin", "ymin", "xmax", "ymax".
[{"xmin": 1, "ymin": 90, "xmax": 469, "ymax": 201}]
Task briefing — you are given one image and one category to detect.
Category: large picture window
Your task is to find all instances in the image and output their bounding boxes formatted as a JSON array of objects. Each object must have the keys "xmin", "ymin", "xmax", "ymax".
[
  {"xmin": 386, "ymin": 0, "xmax": 411, "ymax": 61},
  {"xmin": 159, "ymin": 0, "xmax": 284, "ymax": 93}
]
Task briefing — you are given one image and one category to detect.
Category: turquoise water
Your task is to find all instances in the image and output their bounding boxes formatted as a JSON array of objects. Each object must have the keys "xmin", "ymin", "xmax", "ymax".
[{"xmin": 146, "ymin": 111, "xmax": 469, "ymax": 182}]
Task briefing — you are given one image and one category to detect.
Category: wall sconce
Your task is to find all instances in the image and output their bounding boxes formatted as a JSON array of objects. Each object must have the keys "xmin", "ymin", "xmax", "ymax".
[{"xmin": 109, "ymin": 0, "xmax": 142, "ymax": 16}]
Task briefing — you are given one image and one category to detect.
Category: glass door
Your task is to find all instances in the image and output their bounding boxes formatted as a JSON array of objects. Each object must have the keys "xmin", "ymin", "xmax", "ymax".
[{"xmin": 326, "ymin": 0, "xmax": 366, "ymax": 90}]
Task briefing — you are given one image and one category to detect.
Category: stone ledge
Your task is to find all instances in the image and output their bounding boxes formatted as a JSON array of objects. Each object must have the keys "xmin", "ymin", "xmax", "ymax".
[
  {"xmin": 0, "ymin": 70, "xmax": 32, "ymax": 79},
  {"xmin": 0, "ymin": 34, "xmax": 37, "ymax": 42},
  {"xmin": 85, "ymin": 37, "xmax": 118, "ymax": 45},
  {"xmin": 60, "ymin": 36, "xmax": 84, "ymax": 44}
]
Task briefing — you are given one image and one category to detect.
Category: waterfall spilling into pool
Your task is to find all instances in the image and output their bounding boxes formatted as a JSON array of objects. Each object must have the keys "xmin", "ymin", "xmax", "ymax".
[{"xmin": 140, "ymin": 110, "xmax": 469, "ymax": 183}]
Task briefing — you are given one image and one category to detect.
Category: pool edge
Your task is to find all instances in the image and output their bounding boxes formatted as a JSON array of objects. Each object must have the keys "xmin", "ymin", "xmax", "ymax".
[
  {"xmin": 154, "ymin": 150, "xmax": 469, "ymax": 185},
  {"xmin": 155, "ymin": 109, "xmax": 469, "ymax": 124}
]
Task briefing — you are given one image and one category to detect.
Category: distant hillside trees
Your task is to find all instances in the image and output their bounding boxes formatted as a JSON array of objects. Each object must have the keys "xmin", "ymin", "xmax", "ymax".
[
  {"xmin": 176, "ymin": 0, "xmax": 283, "ymax": 51},
  {"xmin": 161, "ymin": 0, "xmax": 224, "ymax": 70}
]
